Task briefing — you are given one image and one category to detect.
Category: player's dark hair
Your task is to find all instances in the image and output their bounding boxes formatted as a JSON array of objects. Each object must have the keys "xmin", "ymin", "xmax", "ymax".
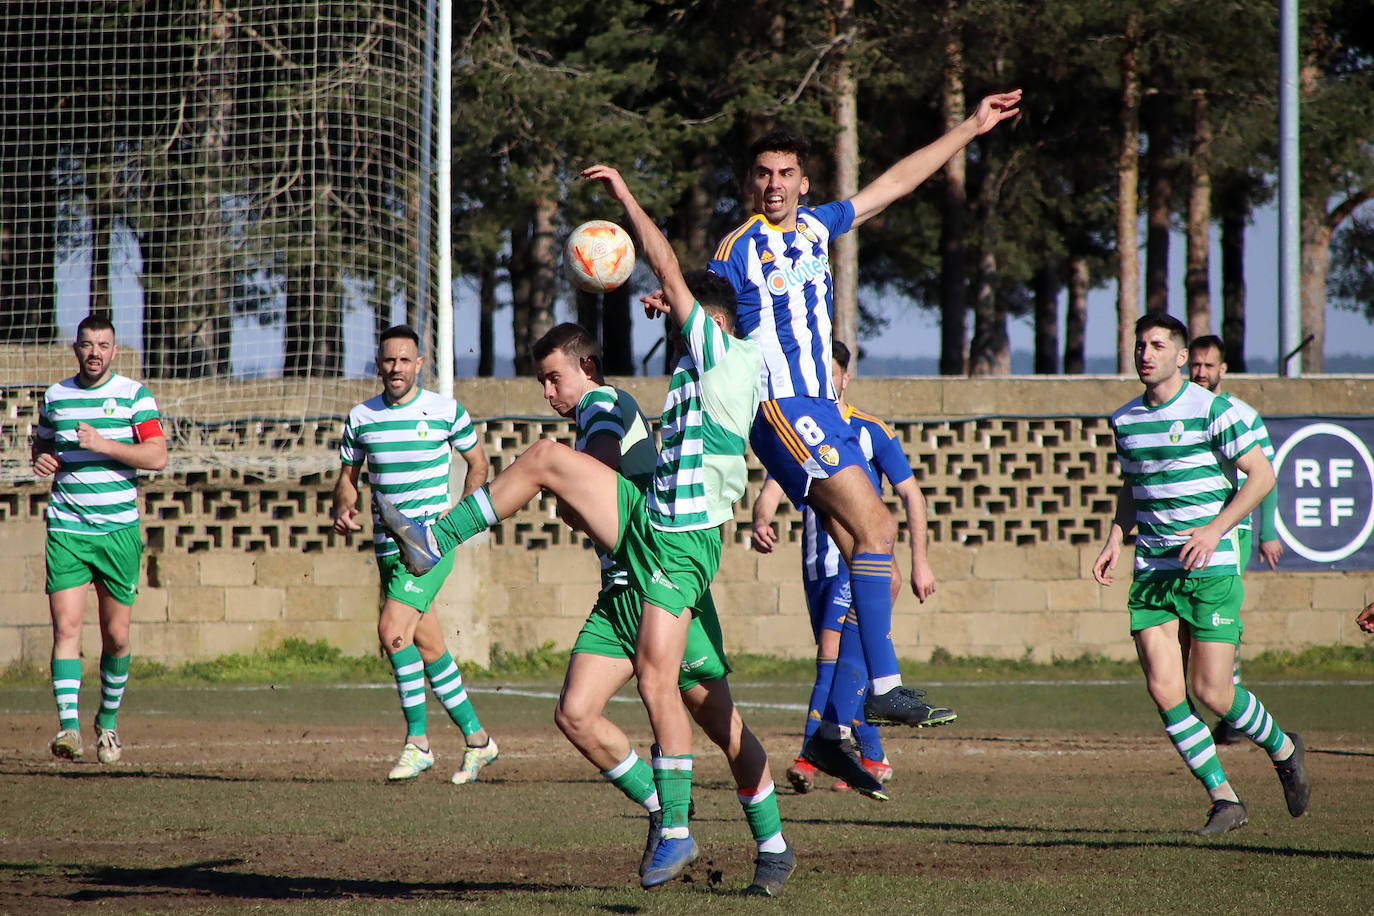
[
  {"xmin": 1189, "ymin": 333, "xmax": 1225, "ymax": 355},
  {"xmin": 1135, "ymin": 313, "xmax": 1187, "ymax": 348},
  {"xmin": 379, "ymin": 324, "xmax": 420, "ymax": 349},
  {"xmin": 533, "ymin": 322, "xmax": 603, "ymax": 379},
  {"xmin": 831, "ymin": 338, "xmax": 852, "ymax": 371},
  {"xmin": 77, "ymin": 313, "xmax": 115, "ymax": 338},
  {"xmin": 747, "ymin": 129, "xmax": 811, "ymax": 174},
  {"xmin": 688, "ymin": 269, "xmax": 739, "ymax": 332}
]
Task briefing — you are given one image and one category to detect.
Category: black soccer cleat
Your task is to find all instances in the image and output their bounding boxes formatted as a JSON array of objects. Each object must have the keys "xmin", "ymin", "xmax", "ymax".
[
  {"xmin": 864, "ymin": 686, "xmax": 957, "ymax": 728},
  {"xmin": 1274, "ymin": 732, "xmax": 1311, "ymax": 817},
  {"xmin": 1196, "ymin": 799, "xmax": 1248, "ymax": 836},
  {"xmin": 744, "ymin": 846, "xmax": 795, "ymax": 897},
  {"xmin": 639, "ymin": 808, "xmax": 663, "ymax": 877},
  {"xmin": 801, "ymin": 733, "xmax": 887, "ymax": 801}
]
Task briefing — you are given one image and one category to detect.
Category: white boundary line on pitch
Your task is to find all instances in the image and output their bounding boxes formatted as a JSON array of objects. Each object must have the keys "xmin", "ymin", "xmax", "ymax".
[{"xmin": 162, "ymin": 678, "xmax": 1374, "ymax": 691}]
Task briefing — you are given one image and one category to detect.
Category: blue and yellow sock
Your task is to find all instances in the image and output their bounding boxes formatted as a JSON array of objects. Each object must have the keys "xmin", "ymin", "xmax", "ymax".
[{"xmin": 850, "ymin": 553, "xmax": 901, "ymax": 691}]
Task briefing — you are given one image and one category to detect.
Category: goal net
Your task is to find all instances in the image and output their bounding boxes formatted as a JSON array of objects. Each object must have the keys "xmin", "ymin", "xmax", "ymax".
[{"xmin": 1, "ymin": 1, "xmax": 440, "ymax": 477}]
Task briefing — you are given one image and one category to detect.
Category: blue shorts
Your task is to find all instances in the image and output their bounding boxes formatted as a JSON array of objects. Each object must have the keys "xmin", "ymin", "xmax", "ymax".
[
  {"xmin": 752, "ymin": 397, "xmax": 879, "ymax": 506},
  {"xmin": 804, "ymin": 573, "xmax": 851, "ymax": 642}
]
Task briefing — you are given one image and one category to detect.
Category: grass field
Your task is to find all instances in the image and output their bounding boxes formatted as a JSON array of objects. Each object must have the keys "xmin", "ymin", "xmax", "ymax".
[{"xmin": 3, "ymin": 669, "xmax": 1373, "ymax": 914}]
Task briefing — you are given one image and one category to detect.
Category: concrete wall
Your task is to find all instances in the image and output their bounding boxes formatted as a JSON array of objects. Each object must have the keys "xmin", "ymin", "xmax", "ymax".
[{"xmin": 2, "ymin": 376, "xmax": 1371, "ymax": 668}]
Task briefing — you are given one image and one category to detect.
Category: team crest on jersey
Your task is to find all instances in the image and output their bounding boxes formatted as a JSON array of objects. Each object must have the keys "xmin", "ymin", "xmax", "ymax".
[
  {"xmin": 817, "ymin": 444, "xmax": 839, "ymax": 466},
  {"xmin": 102, "ymin": 398, "xmax": 116, "ymax": 416},
  {"xmin": 1168, "ymin": 420, "xmax": 1184, "ymax": 443},
  {"xmin": 415, "ymin": 420, "xmax": 431, "ymax": 439},
  {"xmin": 796, "ymin": 220, "xmax": 819, "ymax": 244}
]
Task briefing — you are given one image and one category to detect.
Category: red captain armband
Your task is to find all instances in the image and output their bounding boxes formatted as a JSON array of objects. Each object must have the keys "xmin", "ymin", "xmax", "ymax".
[{"xmin": 134, "ymin": 418, "xmax": 165, "ymax": 442}]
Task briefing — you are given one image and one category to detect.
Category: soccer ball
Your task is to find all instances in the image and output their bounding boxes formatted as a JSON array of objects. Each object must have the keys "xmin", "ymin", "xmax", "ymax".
[{"xmin": 563, "ymin": 220, "xmax": 635, "ymax": 294}]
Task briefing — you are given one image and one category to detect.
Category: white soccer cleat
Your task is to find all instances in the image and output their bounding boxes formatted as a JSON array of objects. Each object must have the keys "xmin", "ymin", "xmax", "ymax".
[
  {"xmin": 50, "ymin": 728, "xmax": 83, "ymax": 760},
  {"xmin": 387, "ymin": 742, "xmax": 434, "ymax": 781},
  {"xmin": 451, "ymin": 738, "xmax": 499, "ymax": 785},
  {"xmin": 94, "ymin": 725, "xmax": 123, "ymax": 764}
]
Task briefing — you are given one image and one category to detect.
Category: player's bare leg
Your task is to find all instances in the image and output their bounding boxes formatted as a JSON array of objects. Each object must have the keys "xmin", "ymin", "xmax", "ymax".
[{"xmin": 556, "ymin": 652, "xmax": 636, "ymax": 770}]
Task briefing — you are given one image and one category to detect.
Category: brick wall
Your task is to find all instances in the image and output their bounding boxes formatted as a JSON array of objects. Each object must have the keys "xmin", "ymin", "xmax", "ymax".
[{"xmin": 2, "ymin": 375, "xmax": 1371, "ymax": 667}]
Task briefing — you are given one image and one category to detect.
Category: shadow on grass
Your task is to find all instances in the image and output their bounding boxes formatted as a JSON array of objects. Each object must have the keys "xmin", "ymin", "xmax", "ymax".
[
  {"xmin": 2, "ymin": 859, "xmax": 584, "ymax": 904},
  {"xmin": 0, "ymin": 766, "xmax": 343, "ymax": 785},
  {"xmin": 956, "ymin": 836, "xmax": 1374, "ymax": 861}
]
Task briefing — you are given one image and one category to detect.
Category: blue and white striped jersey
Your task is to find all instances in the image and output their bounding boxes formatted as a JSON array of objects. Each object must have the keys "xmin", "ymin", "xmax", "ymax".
[{"xmin": 709, "ymin": 201, "xmax": 854, "ymax": 400}]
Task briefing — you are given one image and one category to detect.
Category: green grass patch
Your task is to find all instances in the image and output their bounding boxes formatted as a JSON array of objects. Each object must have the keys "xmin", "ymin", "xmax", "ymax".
[{"xmin": 4, "ymin": 637, "xmax": 1372, "ymax": 688}]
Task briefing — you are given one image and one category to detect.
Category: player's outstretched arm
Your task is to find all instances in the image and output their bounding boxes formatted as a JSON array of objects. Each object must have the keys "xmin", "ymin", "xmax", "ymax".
[
  {"xmin": 457, "ymin": 442, "xmax": 489, "ymax": 500},
  {"xmin": 581, "ymin": 165, "xmax": 694, "ymax": 326},
  {"xmin": 849, "ymin": 89, "xmax": 1022, "ymax": 229}
]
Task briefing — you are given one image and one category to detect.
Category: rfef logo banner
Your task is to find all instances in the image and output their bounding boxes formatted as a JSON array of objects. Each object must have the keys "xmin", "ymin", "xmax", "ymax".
[{"xmin": 1260, "ymin": 418, "xmax": 1374, "ymax": 571}]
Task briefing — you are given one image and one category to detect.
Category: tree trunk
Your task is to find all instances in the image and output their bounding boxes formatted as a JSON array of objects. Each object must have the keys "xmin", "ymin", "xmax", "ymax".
[
  {"xmin": 968, "ymin": 248, "xmax": 1009, "ymax": 375},
  {"xmin": 939, "ymin": 2, "xmax": 968, "ymax": 376},
  {"xmin": 1064, "ymin": 256, "xmax": 1089, "ymax": 374},
  {"xmin": 478, "ymin": 254, "xmax": 495, "ymax": 377},
  {"xmin": 1143, "ymin": 97, "xmax": 1171, "ymax": 316},
  {"xmin": 576, "ymin": 289, "xmax": 599, "ymax": 337},
  {"xmin": 1219, "ymin": 187, "xmax": 1247, "ymax": 371},
  {"xmin": 512, "ymin": 190, "xmax": 558, "ymax": 376},
  {"xmin": 1115, "ymin": 20, "xmax": 1141, "ymax": 373},
  {"xmin": 602, "ymin": 285, "xmax": 632, "ymax": 376},
  {"xmin": 830, "ymin": 0, "xmax": 859, "ymax": 368},
  {"xmin": 1033, "ymin": 261, "xmax": 1059, "ymax": 374},
  {"xmin": 1299, "ymin": 202, "xmax": 1330, "ymax": 374},
  {"xmin": 1185, "ymin": 89, "xmax": 1212, "ymax": 340}
]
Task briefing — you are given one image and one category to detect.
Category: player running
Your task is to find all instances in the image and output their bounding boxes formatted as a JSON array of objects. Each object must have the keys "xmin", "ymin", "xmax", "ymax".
[
  {"xmin": 1092, "ymin": 314, "xmax": 1311, "ymax": 836},
  {"xmin": 752, "ymin": 339, "xmax": 946, "ymax": 797},
  {"xmin": 1186, "ymin": 334, "xmax": 1283, "ymax": 746},
  {"xmin": 32, "ymin": 314, "xmax": 169, "ymax": 764},
  {"xmin": 375, "ymin": 166, "xmax": 792, "ymax": 894},
  {"xmin": 331, "ymin": 325, "xmax": 498, "ymax": 785},
  {"xmin": 708, "ymin": 91, "xmax": 1020, "ymax": 788}
]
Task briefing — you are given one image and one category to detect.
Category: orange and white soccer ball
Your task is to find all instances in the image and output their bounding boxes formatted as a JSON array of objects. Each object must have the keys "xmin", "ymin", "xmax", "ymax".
[{"xmin": 563, "ymin": 220, "xmax": 635, "ymax": 294}]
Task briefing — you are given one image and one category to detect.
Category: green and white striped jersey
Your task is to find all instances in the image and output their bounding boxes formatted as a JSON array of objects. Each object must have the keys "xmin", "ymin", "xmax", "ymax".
[
  {"xmin": 36, "ymin": 373, "xmax": 163, "ymax": 535},
  {"xmin": 648, "ymin": 301, "xmax": 762, "ymax": 531},
  {"xmin": 1216, "ymin": 391, "xmax": 1275, "ymax": 536},
  {"xmin": 575, "ymin": 385, "xmax": 657, "ymax": 588},
  {"xmin": 1110, "ymin": 380, "xmax": 1260, "ymax": 579},
  {"xmin": 340, "ymin": 388, "xmax": 479, "ymax": 558}
]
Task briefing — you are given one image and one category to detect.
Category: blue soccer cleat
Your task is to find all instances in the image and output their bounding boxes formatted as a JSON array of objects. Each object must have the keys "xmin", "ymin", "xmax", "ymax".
[
  {"xmin": 640, "ymin": 835, "xmax": 699, "ymax": 889},
  {"xmin": 372, "ymin": 492, "xmax": 442, "ymax": 576}
]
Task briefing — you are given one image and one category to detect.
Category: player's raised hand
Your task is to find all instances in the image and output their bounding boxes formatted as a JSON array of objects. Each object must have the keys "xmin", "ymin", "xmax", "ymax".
[
  {"xmin": 641, "ymin": 288, "xmax": 669, "ymax": 320},
  {"xmin": 971, "ymin": 90, "xmax": 1022, "ymax": 135},
  {"xmin": 581, "ymin": 164, "xmax": 630, "ymax": 201}
]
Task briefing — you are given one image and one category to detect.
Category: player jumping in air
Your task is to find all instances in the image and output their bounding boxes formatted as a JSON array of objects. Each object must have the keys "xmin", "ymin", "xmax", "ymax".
[
  {"xmin": 1092, "ymin": 314, "xmax": 1310, "ymax": 836},
  {"xmin": 1186, "ymin": 334, "xmax": 1283, "ymax": 746},
  {"xmin": 375, "ymin": 166, "xmax": 792, "ymax": 894},
  {"xmin": 708, "ymin": 90, "xmax": 1020, "ymax": 791},
  {"xmin": 752, "ymin": 339, "xmax": 944, "ymax": 798},
  {"xmin": 32, "ymin": 313, "xmax": 169, "ymax": 764},
  {"xmin": 332, "ymin": 325, "xmax": 498, "ymax": 785}
]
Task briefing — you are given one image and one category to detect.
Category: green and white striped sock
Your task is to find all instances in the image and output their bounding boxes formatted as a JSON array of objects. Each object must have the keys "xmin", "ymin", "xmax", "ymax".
[
  {"xmin": 95, "ymin": 652, "xmax": 130, "ymax": 730},
  {"xmin": 425, "ymin": 651, "xmax": 482, "ymax": 738},
  {"xmin": 51, "ymin": 657, "xmax": 81, "ymax": 732},
  {"xmin": 388, "ymin": 644, "xmax": 427, "ymax": 739},
  {"xmin": 1161, "ymin": 700, "xmax": 1226, "ymax": 789}
]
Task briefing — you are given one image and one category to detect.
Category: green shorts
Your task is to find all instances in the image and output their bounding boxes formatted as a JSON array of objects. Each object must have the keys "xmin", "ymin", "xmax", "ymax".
[
  {"xmin": 378, "ymin": 550, "xmax": 455, "ymax": 613},
  {"xmin": 1128, "ymin": 574, "xmax": 1244, "ymax": 644},
  {"xmin": 573, "ymin": 585, "xmax": 731, "ymax": 691},
  {"xmin": 611, "ymin": 474, "xmax": 721, "ymax": 617},
  {"xmin": 46, "ymin": 526, "xmax": 143, "ymax": 606}
]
